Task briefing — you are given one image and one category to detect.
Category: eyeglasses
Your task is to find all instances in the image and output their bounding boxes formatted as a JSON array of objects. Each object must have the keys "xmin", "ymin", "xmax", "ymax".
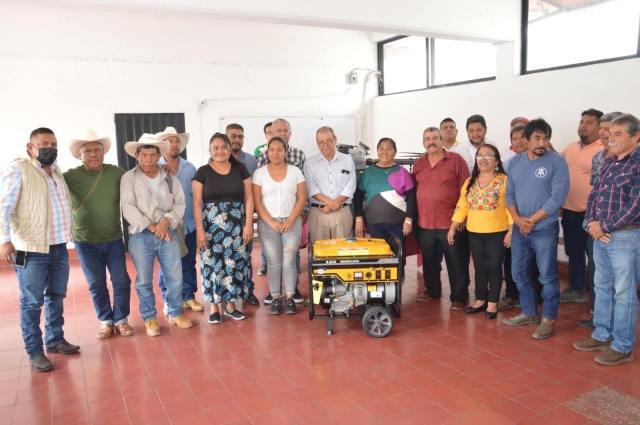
[
  {"xmin": 317, "ymin": 139, "xmax": 335, "ymax": 146},
  {"xmin": 476, "ymin": 154, "xmax": 496, "ymax": 160},
  {"xmin": 229, "ymin": 134, "xmax": 245, "ymax": 140}
]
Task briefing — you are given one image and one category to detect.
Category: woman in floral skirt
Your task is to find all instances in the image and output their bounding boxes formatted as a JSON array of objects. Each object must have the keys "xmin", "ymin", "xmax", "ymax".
[{"xmin": 193, "ymin": 132, "xmax": 254, "ymax": 323}]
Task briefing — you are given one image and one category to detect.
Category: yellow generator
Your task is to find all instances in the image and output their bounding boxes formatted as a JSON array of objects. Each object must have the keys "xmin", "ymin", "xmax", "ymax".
[{"xmin": 308, "ymin": 237, "xmax": 402, "ymax": 337}]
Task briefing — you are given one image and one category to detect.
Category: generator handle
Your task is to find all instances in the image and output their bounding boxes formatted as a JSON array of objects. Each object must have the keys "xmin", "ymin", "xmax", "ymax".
[{"xmin": 388, "ymin": 233, "xmax": 403, "ymax": 282}]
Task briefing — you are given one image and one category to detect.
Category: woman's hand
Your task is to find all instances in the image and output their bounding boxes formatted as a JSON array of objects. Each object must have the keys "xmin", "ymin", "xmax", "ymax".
[
  {"xmin": 402, "ymin": 220, "xmax": 412, "ymax": 236},
  {"xmin": 242, "ymin": 224, "xmax": 253, "ymax": 245},
  {"xmin": 446, "ymin": 228, "xmax": 457, "ymax": 245},
  {"xmin": 355, "ymin": 218, "xmax": 365, "ymax": 237},
  {"xmin": 280, "ymin": 218, "xmax": 295, "ymax": 233},
  {"xmin": 196, "ymin": 230, "xmax": 207, "ymax": 251},
  {"xmin": 268, "ymin": 219, "xmax": 282, "ymax": 233},
  {"xmin": 503, "ymin": 231, "xmax": 512, "ymax": 248}
]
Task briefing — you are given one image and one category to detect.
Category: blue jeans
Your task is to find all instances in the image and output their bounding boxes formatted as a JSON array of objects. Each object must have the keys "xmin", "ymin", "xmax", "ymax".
[
  {"xmin": 511, "ymin": 222, "xmax": 560, "ymax": 319},
  {"xmin": 14, "ymin": 244, "xmax": 69, "ymax": 359},
  {"xmin": 561, "ymin": 210, "xmax": 588, "ymax": 292},
  {"xmin": 258, "ymin": 218, "xmax": 302, "ymax": 297},
  {"xmin": 128, "ymin": 229, "xmax": 183, "ymax": 321},
  {"xmin": 369, "ymin": 222, "xmax": 404, "ymax": 255},
  {"xmin": 592, "ymin": 229, "xmax": 640, "ymax": 354},
  {"xmin": 159, "ymin": 230, "xmax": 197, "ymax": 303},
  {"xmin": 75, "ymin": 239, "xmax": 131, "ymax": 325},
  {"xmin": 586, "ymin": 235, "xmax": 596, "ymax": 312}
]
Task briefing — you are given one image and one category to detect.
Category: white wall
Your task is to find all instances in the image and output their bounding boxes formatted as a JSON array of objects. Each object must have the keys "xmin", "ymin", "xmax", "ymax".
[
  {"xmin": 8, "ymin": 0, "xmax": 520, "ymax": 43},
  {"xmin": 373, "ymin": 42, "xmax": 640, "ymax": 154},
  {"xmin": 0, "ymin": 3, "xmax": 377, "ymax": 170}
]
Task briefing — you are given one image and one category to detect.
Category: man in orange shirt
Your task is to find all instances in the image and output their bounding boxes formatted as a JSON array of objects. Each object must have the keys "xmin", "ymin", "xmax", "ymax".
[{"xmin": 560, "ymin": 109, "xmax": 604, "ymax": 304}]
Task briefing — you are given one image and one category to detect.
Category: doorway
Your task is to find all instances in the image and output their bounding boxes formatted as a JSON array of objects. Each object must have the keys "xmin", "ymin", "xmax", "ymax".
[{"xmin": 114, "ymin": 113, "xmax": 186, "ymax": 249}]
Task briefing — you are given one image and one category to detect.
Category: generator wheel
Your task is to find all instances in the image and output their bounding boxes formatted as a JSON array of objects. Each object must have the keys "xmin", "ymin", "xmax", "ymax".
[{"xmin": 362, "ymin": 306, "xmax": 394, "ymax": 338}]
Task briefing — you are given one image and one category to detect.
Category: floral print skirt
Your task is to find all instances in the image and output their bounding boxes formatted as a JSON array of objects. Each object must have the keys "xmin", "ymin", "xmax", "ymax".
[{"xmin": 200, "ymin": 201, "xmax": 249, "ymax": 304}]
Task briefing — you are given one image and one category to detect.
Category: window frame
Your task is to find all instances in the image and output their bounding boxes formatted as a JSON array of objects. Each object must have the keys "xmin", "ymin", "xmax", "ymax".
[
  {"xmin": 520, "ymin": 0, "xmax": 640, "ymax": 75},
  {"xmin": 377, "ymin": 36, "xmax": 429, "ymax": 96},
  {"xmin": 377, "ymin": 36, "xmax": 496, "ymax": 96}
]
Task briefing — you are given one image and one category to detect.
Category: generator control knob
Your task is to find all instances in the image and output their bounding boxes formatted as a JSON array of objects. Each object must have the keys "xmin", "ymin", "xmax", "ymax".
[{"xmin": 365, "ymin": 272, "xmax": 372, "ymax": 278}]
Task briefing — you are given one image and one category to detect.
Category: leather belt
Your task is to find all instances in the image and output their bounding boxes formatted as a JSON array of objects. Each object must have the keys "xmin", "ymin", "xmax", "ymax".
[
  {"xmin": 310, "ymin": 203, "xmax": 350, "ymax": 209},
  {"xmin": 613, "ymin": 224, "xmax": 640, "ymax": 232}
]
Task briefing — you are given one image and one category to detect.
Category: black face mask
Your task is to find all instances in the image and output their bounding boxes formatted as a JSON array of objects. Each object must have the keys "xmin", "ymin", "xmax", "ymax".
[{"xmin": 36, "ymin": 147, "xmax": 58, "ymax": 166}]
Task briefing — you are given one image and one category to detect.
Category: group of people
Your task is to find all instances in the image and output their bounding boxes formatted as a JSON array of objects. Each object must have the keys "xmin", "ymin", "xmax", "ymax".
[
  {"xmin": 410, "ymin": 111, "xmax": 640, "ymax": 367},
  {"xmin": 1, "ymin": 110, "xmax": 639, "ymax": 373}
]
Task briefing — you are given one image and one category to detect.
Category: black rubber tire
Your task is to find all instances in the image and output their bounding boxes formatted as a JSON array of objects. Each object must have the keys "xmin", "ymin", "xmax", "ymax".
[{"xmin": 362, "ymin": 306, "xmax": 394, "ymax": 338}]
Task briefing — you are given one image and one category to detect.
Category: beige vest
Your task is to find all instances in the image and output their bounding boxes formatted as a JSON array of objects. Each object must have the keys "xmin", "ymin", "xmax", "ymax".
[{"xmin": 10, "ymin": 156, "xmax": 73, "ymax": 253}]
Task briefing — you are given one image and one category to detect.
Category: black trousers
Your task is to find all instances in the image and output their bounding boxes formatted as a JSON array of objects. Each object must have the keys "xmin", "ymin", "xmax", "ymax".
[
  {"xmin": 417, "ymin": 227, "xmax": 468, "ymax": 303},
  {"xmin": 469, "ymin": 231, "xmax": 507, "ymax": 303}
]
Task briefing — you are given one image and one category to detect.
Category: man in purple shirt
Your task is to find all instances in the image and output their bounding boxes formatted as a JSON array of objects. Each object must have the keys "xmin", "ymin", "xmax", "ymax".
[{"xmin": 574, "ymin": 113, "xmax": 640, "ymax": 366}]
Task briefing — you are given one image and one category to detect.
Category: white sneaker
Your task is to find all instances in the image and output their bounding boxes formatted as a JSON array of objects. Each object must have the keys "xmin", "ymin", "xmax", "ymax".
[{"xmin": 163, "ymin": 303, "xmax": 169, "ymax": 316}]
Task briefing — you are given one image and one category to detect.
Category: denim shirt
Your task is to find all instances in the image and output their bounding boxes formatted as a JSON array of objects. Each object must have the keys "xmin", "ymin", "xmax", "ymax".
[{"xmin": 158, "ymin": 156, "xmax": 196, "ymax": 234}]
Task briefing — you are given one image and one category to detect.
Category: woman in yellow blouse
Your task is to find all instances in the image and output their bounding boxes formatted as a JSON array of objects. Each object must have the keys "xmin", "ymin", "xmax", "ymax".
[{"xmin": 447, "ymin": 145, "xmax": 513, "ymax": 319}]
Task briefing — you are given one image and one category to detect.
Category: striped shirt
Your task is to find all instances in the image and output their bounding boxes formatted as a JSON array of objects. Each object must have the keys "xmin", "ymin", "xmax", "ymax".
[
  {"xmin": 0, "ymin": 161, "xmax": 74, "ymax": 245},
  {"xmin": 586, "ymin": 146, "xmax": 640, "ymax": 233}
]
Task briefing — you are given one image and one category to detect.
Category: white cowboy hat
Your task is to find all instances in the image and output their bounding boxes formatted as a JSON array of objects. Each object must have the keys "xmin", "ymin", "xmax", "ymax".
[
  {"xmin": 124, "ymin": 133, "xmax": 171, "ymax": 158},
  {"xmin": 69, "ymin": 130, "xmax": 111, "ymax": 160},
  {"xmin": 154, "ymin": 127, "xmax": 189, "ymax": 153}
]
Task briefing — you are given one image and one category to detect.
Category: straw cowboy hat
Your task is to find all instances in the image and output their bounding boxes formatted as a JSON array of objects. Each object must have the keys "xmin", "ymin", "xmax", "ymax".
[
  {"xmin": 124, "ymin": 133, "xmax": 171, "ymax": 158},
  {"xmin": 68, "ymin": 130, "xmax": 111, "ymax": 160},
  {"xmin": 154, "ymin": 127, "xmax": 190, "ymax": 153}
]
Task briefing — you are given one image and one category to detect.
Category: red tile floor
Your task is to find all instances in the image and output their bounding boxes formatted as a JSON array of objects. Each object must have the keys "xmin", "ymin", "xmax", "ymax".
[{"xmin": 1, "ymin": 242, "xmax": 640, "ymax": 424}]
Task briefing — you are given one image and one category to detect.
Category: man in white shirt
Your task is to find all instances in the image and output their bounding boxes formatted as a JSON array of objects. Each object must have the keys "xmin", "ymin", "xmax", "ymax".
[
  {"xmin": 451, "ymin": 114, "xmax": 494, "ymax": 174},
  {"xmin": 304, "ymin": 126, "xmax": 357, "ymax": 243}
]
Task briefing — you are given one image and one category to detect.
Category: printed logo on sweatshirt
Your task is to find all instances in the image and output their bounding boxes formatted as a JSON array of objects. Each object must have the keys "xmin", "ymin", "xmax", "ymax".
[{"xmin": 535, "ymin": 167, "xmax": 547, "ymax": 178}]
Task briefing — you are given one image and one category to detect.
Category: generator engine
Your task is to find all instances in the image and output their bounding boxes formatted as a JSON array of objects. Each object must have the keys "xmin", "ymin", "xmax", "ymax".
[
  {"xmin": 308, "ymin": 237, "xmax": 403, "ymax": 338},
  {"xmin": 312, "ymin": 278, "xmax": 397, "ymax": 313}
]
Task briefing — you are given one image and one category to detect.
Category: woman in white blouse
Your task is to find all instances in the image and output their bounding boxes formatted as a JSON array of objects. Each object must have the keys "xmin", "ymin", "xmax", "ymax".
[{"xmin": 252, "ymin": 137, "xmax": 307, "ymax": 315}]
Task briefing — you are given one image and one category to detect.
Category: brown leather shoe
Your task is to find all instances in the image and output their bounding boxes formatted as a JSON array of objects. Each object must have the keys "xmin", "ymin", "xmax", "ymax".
[
  {"xmin": 497, "ymin": 297, "xmax": 520, "ymax": 310},
  {"xmin": 502, "ymin": 314, "xmax": 541, "ymax": 326},
  {"xmin": 595, "ymin": 348, "xmax": 634, "ymax": 366},
  {"xmin": 417, "ymin": 293, "xmax": 433, "ymax": 302},
  {"xmin": 96, "ymin": 324, "xmax": 114, "ymax": 339},
  {"xmin": 573, "ymin": 337, "xmax": 610, "ymax": 352},
  {"xmin": 145, "ymin": 319, "xmax": 161, "ymax": 337},
  {"xmin": 169, "ymin": 315, "xmax": 194, "ymax": 329},
  {"xmin": 532, "ymin": 318, "xmax": 555, "ymax": 340},
  {"xmin": 115, "ymin": 322, "xmax": 135, "ymax": 337},
  {"xmin": 451, "ymin": 302, "xmax": 464, "ymax": 311},
  {"xmin": 183, "ymin": 299, "xmax": 204, "ymax": 312}
]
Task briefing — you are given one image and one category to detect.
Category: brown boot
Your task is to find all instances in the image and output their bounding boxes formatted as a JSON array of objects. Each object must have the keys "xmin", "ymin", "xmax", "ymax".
[
  {"xmin": 595, "ymin": 348, "xmax": 634, "ymax": 366},
  {"xmin": 145, "ymin": 318, "xmax": 161, "ymax": 337},
  {"xmin": 532, "ymin": 318, "xmax": 555, "ymax": 340},
  {"xmin": 169, "ymin": 315, "xmax": 194, "ymax": 329},
  {"xmin": 183, "ymin": 299, "xmax": 204, "ymax": 312},
  {"xmin": 573, "ymin": 337, "xmax": 611, "ymax": 352},
  {"xmin": 502, "ymin": 314, "xmax": 541, "ymax": 326}
]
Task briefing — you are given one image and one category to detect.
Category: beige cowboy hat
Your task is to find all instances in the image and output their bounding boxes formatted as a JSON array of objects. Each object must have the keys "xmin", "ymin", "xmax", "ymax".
[
  {"xmin": 154, "ymin": 127, "xmax": 190, "ymax": 153},
  {"xmin": 69, "ymin": 130, "xmax": 111, "ymax": 160},
  {"xmin": 124, "ymin": 133, "xmax": 171, "ymax": 158}
]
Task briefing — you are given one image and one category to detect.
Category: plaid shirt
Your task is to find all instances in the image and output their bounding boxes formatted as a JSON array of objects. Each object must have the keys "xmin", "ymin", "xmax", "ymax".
[
  {"xmin": 256, "ymin": 146, "xmax": 306, "ymax": 171},
  {"xmin": 586, "ymin": 146, "xmax": 640, "ymax": 233},
  {"xmin": 589, "ymin": 149, "xmax": 607, "ymax": 185},
  {"xmin": 0, "ymin": 160, "xmax": 74, "ymax": 245}
]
